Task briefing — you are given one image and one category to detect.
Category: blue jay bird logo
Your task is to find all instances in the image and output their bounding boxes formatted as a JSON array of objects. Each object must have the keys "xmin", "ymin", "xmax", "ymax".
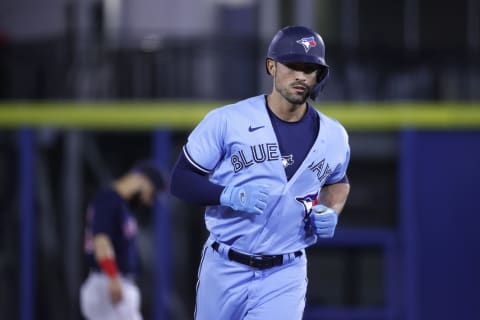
[
  {"xmin": 296, "ymin": 191, "xmax": 319, "ymax": 232},
  {"xmin": 281, "ymin": 154, "xmax": 294, "ymax": 168},
  {"xmin": 296, "ymin": 36, "xmax": 317, "ymax": 52}
]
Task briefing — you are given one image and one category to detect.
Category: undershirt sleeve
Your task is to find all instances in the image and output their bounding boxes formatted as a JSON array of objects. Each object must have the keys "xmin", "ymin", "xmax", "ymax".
[{"xmin": 169, "ymin": 151, "xmax": 224, "ymax": 206}]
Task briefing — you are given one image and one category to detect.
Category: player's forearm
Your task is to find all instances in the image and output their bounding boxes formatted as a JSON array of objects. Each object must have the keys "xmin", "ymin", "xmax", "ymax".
[
  {"xmin": 93, "ymin": 234, "xmax": 115, "ymax": 261},
  {"xmin": 94, "ymin": 234, "xmax": 120, "ymax": 278},
  {"xmin": 170, "ymin": 153, "xmax": 224, "ymax": 205},
  {"xmin": 318, "ymin": 182, "xmax": 350, "ymax": 215}
]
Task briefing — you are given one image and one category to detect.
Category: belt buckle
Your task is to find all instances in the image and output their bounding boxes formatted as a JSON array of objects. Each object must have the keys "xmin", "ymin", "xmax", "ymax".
[{"xmin": 249, "ymin": 255, "xmax": 274, "ymax": 269}]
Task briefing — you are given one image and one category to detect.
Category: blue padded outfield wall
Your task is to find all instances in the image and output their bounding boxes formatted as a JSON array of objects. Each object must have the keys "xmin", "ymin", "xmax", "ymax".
[
  {"xmin": 400, "ymin": 130, "xmax": 480, "ymax": 320},
  {"xmin": 6, "ymin": 103, "xmax": 480, "ymax": 320}
]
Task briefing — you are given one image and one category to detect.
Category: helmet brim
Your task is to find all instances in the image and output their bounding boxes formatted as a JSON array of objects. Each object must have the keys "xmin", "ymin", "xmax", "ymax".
[{"xmin": 270, "ymin": 53, "xmax": 328, "ymax": 69}]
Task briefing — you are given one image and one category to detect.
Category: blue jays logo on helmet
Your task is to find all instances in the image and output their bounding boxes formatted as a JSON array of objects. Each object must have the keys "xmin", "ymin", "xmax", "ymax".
[
  {"xmin": 266, "ymin": 25, "xmax": 330, "ymax": 100},
  {"xmin": 296, "ymin": 36, "xmax": 317, "ymax": 52}
]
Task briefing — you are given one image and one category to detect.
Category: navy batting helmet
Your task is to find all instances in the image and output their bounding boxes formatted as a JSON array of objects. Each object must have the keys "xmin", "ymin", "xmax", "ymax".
[{"xmin": 266, "ymin": 26, "xmax": 329, "ymax": 100}]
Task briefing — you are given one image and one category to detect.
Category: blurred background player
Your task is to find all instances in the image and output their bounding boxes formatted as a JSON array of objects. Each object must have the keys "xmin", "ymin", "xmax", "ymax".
[
  {"xmin": 80, "ymin": 160, "xmax": 166, "ymax": 320},
  {"xmin": 170, "ymin": 25, "xmax": 350, "ymax": 320}
]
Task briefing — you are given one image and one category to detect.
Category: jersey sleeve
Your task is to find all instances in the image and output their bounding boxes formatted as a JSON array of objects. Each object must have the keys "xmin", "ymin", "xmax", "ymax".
[
  {"xmin": 325, "ymin": 125, "xmax": 351, "ymax": 185},
  {"xmin": 169, "ymin": 152, "xmax": 224, "ymax": 205},
  {"xmin": 183, "ymin": 108, "xmax": 226, "ymax": 173},
  {"xmin": 91, "ymin": 192, "xmax": 119, "ymax": 236}
]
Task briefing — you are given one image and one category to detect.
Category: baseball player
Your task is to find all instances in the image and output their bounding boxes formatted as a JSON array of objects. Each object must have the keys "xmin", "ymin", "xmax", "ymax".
[
  {"xmin": 170, "ymin": 25, "xmax": 350, "ymax": 320},
  {"xmin": 80, "ymin": 160, "xmax": 166, "ymax": 320}
]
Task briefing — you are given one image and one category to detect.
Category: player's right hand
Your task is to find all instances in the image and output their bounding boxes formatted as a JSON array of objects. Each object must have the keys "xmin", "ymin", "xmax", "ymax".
[
  {"xmin": 108, "ymin": 277, "xmax": 123, "ymax": 305},
  {"xmin": 310, "ymin": 204, "xmax": 338, "ymax": 238},
  {"xmin": 220, "ymin": 184, "xmax": 270, "ymax": 214}
]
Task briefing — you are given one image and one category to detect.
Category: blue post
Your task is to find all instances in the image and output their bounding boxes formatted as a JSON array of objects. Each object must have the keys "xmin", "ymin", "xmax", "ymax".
[
  {"xmin": 18, "ymin": 128, "xmax": 35, "ymax": 320},
  {"xmin": 399, "ymin": 129, "xmax": 419, "ymax": 320},
  {"xmin": 152, "ymin": 129, "xmax": 171, "ymax": 320}
]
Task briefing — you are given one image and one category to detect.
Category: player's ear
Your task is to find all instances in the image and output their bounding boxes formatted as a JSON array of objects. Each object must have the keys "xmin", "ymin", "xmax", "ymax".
[{"xmin": 266, "ymin": 59, "xmax": 276, "ymax": 76}]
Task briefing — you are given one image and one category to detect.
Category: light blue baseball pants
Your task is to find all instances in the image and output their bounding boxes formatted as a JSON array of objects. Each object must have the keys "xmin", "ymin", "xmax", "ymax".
[{"xmin": 194, "ymin": 239, "xmax": 308, "ymax": 320}]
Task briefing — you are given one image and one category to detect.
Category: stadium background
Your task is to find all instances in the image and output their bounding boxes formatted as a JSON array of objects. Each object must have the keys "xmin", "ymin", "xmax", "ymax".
[{"xmin": 1, "ymin": 0, "xmax": 479, "ymax": 320}]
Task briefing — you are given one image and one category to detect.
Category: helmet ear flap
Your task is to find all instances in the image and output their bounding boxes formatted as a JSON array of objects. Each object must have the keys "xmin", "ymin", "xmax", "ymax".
[
  {"xmin": 317, "ymin": 65, "xmax": 329, "ymax": 83},
  {"xmin": 310, "ymin": 66, "xmax": 329, "ymax": 101}
]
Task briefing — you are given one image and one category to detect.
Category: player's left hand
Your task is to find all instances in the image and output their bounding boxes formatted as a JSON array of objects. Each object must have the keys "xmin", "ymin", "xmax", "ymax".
[
  {"xmin": 108, "ymin": 277, "xmax": 123, "ymax": 305},
  {"xmin": 310, "ymin": 204, "xmax": 338, "ymax": 238},
  {"xmin": 220, "ymin": 183, "xmax": 270, "ymax": 215}
]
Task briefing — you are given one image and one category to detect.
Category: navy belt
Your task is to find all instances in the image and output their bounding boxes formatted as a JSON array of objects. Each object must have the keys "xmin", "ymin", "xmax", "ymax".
[{"xmin": 211, "ymin": 241, "xmax": 302, "ymax": 270}]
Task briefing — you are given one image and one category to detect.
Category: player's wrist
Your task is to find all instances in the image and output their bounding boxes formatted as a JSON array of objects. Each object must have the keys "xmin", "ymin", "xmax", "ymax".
[
  {"xmin": 99, "ymin": 257, "xmax": 119, "ymax": 278},
  {"xmin": 219, "ymin": 185, "xmax": 232, "ymax": 206}
]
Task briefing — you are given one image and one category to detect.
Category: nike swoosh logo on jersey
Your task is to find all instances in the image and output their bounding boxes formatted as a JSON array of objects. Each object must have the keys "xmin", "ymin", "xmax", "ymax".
[{"xmin": 248, "ymin": 125, "xmax": 265, "ymax": 132}]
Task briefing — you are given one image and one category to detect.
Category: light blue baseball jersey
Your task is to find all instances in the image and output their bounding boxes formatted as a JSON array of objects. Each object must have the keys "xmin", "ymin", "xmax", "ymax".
[{"xmin": 184, "ymin": 94, "xmax": 350, "ymax": 255}]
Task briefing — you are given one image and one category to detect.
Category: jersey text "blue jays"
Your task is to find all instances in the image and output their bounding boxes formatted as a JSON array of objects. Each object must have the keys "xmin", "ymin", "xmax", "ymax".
[
  {"xmin": 308, "ymin": 159, "xmax": 332, "ymax": 183},
  {"xmin": 231, "ymin": 143, "xmax": 280, "ymax": 172}
]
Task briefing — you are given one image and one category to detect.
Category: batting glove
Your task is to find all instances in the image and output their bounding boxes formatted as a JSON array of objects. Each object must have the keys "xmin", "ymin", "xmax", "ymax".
[
  {"xmin": 220, "ymin": 184, "xmax": 269, "ymax": 215},
  {"xmin": 310, "ymin": 204, "xmax": 338, "ymax": 238}
]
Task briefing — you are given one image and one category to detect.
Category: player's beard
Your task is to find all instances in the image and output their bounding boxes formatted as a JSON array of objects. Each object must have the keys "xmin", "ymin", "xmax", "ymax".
[{"xmin": 275, "ymin": 80, "xmax": 310, "ymax": 105}]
